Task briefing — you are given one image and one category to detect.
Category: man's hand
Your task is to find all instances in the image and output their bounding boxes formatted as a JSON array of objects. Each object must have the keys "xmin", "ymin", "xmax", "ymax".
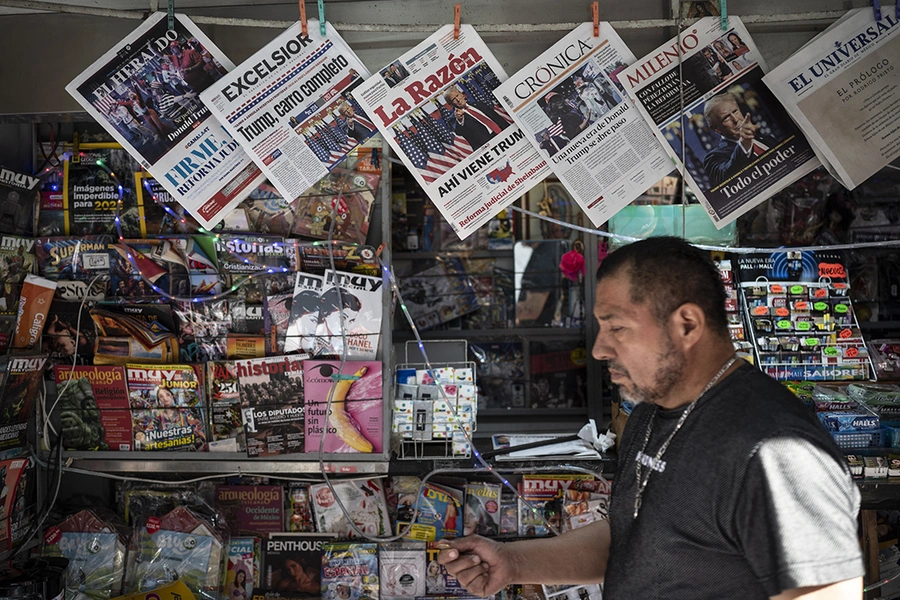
[
  {"xmin": 739, "ymin": 112, "xmax": 761, "ymax": 151},
  {"xmin": 438, "ymin": 536, "xmax": 518, "ymax": 597}
]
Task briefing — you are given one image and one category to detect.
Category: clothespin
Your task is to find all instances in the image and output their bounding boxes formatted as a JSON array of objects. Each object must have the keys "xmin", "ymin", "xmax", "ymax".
[
  {"xmin": 454, "ymin": 4, "xmax": 461, "ymax": 39},
  {"xmin": 299, "ymin": 1, "xmax": 308, "ymax": 36},
  {"xmin": 167, "ymin": 0, "xmax": 174, "ymax": 31},
  {"xmin": 592, "ymin": 2, "xmax": 599, "ymax": 37},
  {"xmin": 719, "ymin": 0, "xmax": 728, "ymax": 30},
  {"xmin": 318, "ymin": 0, "xmax": 326, "ymax": 36},
  {"xmin": 872, "ymin": 0, "xmax": 882, "ymax": 21}
]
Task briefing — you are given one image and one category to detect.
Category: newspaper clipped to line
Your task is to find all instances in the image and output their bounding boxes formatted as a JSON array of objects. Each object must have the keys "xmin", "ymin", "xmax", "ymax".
[
  {"xmin": 354, "ymin": 24, "xmax": 550, "ymax": 240},
  {"xmin": 201, "ymin": 20, "xmax": 375, "ymax": 202},
  {"xmin": 620, "ymin": 17, "xmax": 820, "ymax": 229},
  {"xmin": 494, "ymin": 22, "xmax": 672, "ymax": 227},
  {"xmin": 764, "ymin": 8, "xmax": 900, "ymax": 190},
  {"xmin": 66, "ymin": 12, "xmax": 265, "ymax": 230}
]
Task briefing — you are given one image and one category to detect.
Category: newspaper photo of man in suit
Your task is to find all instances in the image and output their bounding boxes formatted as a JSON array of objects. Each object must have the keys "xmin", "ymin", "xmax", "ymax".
[{"xmin": 702, "ymin": 91, "xmax": 779, "ymax": 187}]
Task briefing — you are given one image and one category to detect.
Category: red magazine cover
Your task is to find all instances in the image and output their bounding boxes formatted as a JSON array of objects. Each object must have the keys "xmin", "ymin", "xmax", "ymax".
[{"xmin": 54, "ymin": 365, "xmax": 132, "ymax": 451}]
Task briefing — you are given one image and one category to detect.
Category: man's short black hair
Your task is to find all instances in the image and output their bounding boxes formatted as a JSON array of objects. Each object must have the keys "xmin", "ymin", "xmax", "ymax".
[{"xmin": 596, "ymin": 236, "xmax": 729, "ymax": 337}]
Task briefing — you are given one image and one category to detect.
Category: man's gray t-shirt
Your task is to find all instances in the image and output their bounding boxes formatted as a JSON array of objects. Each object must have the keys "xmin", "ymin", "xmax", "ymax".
[{"xmin": 603, "ymin": 362, "xmax": 863, "ymax": 599}]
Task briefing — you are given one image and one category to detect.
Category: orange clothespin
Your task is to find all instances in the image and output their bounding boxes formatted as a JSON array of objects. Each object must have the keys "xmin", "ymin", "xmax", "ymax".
[
  {"xmin": 592, "ymin": 2, "xmax": 599, "ymax": 37},
  {"xmin": 299, "ymin": 1, "xmax": 308, "ymax": 36},
  {"xmin": 454, "ymin": 4, "xmax": 461, "ymax": 39}
]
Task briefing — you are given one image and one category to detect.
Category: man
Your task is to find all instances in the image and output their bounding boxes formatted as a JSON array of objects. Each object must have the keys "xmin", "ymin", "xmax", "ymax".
[
  {"xmin": 338, "ymin": 102, "xmax": 373, "ymax": 143},
  {"xmin": 451, "ymin": 106, "xmax": 493, "ymax": 150},
  {"xmin": 439, "ymin": 237, "xmax": 863, "ymax": 599},
  {"xmin": 169, "ymin": 39, "xmax": 213, "ymax": 93},
  {"xmin": 544, "ymin": 92, "xmax": 588, "ymax": 141},
  {"xmin": 150, "ymin": 81, "xmax": 197, "ymax": 123},
  {"xmin": 538, "ymin": 131, "xmax": 561, "ymax": 157},
  {"xmin": 444, "ymin": 86, "xmax": 509, "ymax": 134},
  {"xmin": 702, "ymin": 91, "xmax": 779, "ymax": 187},
  {"xmin": 574, "ymin": 76, "xmax": 610, "ymax": 121}
]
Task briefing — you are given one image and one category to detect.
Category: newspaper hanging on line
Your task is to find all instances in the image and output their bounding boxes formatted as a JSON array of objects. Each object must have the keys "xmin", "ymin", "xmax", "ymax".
[
  {"xmin": 763, "ymin": 8, "xmax": 900, "ymax": 190},
  {"xmin": 494, "ymin": 22, "xmax": 672, "ymax": 227},
  {"xmin": 65, "ymin": 12, "xmax": 265, "ymax": 230},
  {"xmin": 354, "ymin": 24, "xmax": 550, "ymax": 240},
  {"xmin": 201, "ymin": 20, "xmax": 376, "ymax": 202},
  {"xmin": 619, "ymin": 17, "xmax": 820, "ymax": 229}
]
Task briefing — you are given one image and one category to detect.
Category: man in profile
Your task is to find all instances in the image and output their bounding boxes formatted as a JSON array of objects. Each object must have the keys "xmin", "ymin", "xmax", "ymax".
[
  {"xmin": 439, "ymin": 237, "xmax": 864, "ymax": 600},
  {"xmin": 702, "ymin": 91, "xmax": 779, "ymax": 187}
]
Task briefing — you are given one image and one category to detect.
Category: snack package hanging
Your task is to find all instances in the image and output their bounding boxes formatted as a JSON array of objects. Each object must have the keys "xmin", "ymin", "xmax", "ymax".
[
  {"xmin": 320, "ymin": 542, "xmax": 378, "ymax": 600},
  {"xmin": 355, "ymin": 24, "xmax": 550, "ymax": 240},
  {"xmin": 201, "ymin": 20, "xmax": 375, "ymax": 204},
  {"xmin": 379, "ymin": 542, "xmax": 426, "ymax": 600},
  {"xmin": 125, "ymin": 506, "xmax": 227, "ymax": 600},
  {"xmin": 65, "ymin": 12, "xmax": 265, "ymax": 230},
  {"xmin": 42, "ymin": 509, "xmax": 128, "ymax": 600},
  {"xmin": 286, "ymin": 485, "xmax": 314, "ymax": 533},
  {"xmin": 309, "ymin": 479, "xmax": 391, "ymax": 538}
]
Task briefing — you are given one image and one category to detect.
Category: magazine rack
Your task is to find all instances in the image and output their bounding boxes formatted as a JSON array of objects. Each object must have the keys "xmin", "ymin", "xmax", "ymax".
[{"xmin": 394, "ymin": 340, "xmax": 476, "ymax": 460}]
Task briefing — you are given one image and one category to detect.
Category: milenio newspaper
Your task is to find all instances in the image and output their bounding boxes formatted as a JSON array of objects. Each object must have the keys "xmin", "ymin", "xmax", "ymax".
[
  {"xmin": 620, "ymin": 17, "xmax": 820, "ymax": 229},
  {"xmin": 354, "ymin": 24, "xmax": 550, "ymax": 240},
  {"xmin": 495, "ymin": 22, "xmax": 672, "ymax": 227},
  {"xmin": 66, "ymin": 13, "xmax": 265, "ymax": 230},
  {"xmin": 202, "ymin": 20, "xmax": 376, "ymax": 203},
  {"xmin": 764, "ymin": 7, "xmax": 900, "ymax": 190}
]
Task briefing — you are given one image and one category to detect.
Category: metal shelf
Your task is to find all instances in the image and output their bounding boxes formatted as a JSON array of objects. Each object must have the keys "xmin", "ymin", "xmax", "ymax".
[
  {"xmin": 393, "ymin": 327, "xmax": 585, "ymax": 341},
  {"xmin": 479, "ymin": 408, "xmax": 589, "ymax": 417},
  {"xmin": 392, "ymin": 251, "xmax": 513, "ymax": 260},
  {"xmin": 62, "ymin": 452, "xmax": 390, "ymax": 475}
]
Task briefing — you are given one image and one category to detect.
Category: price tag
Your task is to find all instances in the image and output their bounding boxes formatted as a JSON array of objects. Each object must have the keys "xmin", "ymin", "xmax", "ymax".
[
  {"xmin": 770, "ymin": 284, "xmax": 785, "ymax": 294},
  {"xmin": 796, "ymin": 321, "xmax": 812, "ymax": 331},
  {"xmin": 846, "ymin": 347, "xmax": 859, "ymax": 358},
  {"xmin": 793, "ymin": 301, "xmax": 809, "ymax": 311},
  {"xmin": 774, "ymin": 307, "xmax": 789, "ymax": 317},
  {"xmin": 814, "ymin": 288, "xmax": 828, "ymax": 298},
  {"xmin": 834, "ymin": 304, "xmax": 849, "ymax": 314},
  {"xmin": 753, "ymin": 306, "xmax": 769, "ymax": 316},
  {"xmin": 813, "ymin": 302, "xmax": 828, "ymax": 311},
  {"xmin": 824, "ymin": 346, "xmax": 839, "ymax": 357},
  {"xmin": 790, "ymin": 285, "xmax": 805, "ymax": 295},
  {"xmin": 839, "ymin": 328, "xmax": 853, "ymax": 339},
  {"xmin": 776, "ymin": 320, "xmax": 792, "ymax": 330},
  {"xmin": 803, "ymin": 337, "xmax": 819, "ymax": 347}
]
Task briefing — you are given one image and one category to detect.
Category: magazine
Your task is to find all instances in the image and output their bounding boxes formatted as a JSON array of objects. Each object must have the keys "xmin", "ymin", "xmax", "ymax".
[
  {"xmin": 125, "ymin": 363, "xmax": 207, "ymax": 451},
  {"xmin": 314, "ymin": 270, "xmax": 383, "ymax": 359},
  {"xmin": 495, "ymin": 22, "xmax": 671, "ymax": 226},
  {"xmin": 264, "ymin": 292, "xmax": 293, "ymax": 356},
  {"xmin": 216, "ymin": 485, "xmax": 284, "ymax": 538},
  {"xmin": 296, "ymin": 243, "xmax": 379, "ymax": 277},
  {"xmin": 90, "ymin": 304, "xmax": 179, "ymax": 365},
  {"xmin": 226, "ymin": 537, "xmax": 261, "ymax": 600},
  {"xmin": 619, "ymin": 17, "xmax": 820, "ymax": 228},
  {"xmin": 201, "ymin": 21, "xmax": 375, "ymax": 203},
  {"xmin": 395, "ymin": 481, "xmax": 464, "ymax": 541},
  {"xmin": 260, "ymin": 533, "xmax": 335, "ymax": 594},
  {"xmin": 763, "ymin": 7, "xmax": 900, "ymax": 190},
  {"xmin": 63, "ymin": 150, "xmax": 140, "ymax": 236},
  {"xmin": 0, "ymin": 235, "xmax": 36, "ymax": 317},
  {"xmin": 463, "ymin": 482, "xmax": 500, "ymax": 537},
  {"xmin": 44, "ymin": 300, "xmax": 97, "ymax": 365},
  {"xmin": 134, "ymin": 171, "xmax": 202, "ymax": 235},
  {"xmin": 309, "ymin": 479, "xmax": 391, "ymax": 538},
  {"xmin": 303, "ymin": 360, "xmax": 383, "ymax": 454},
  {"xmin": 65, "ymin": 12, "xmax": 265, "ymax": 229},
  {"xmin": 284, "ymin": 273, "xmax": 326, "ymax": 355},
  {"xmin": 241, "ymin": 183, "xmax": 299, "ymax": 237},
  {"xmin": 287, "ymin": 486, "xmax": 314, "ymax": 532},
  {"xmin": 235, "ymin": 355, "xmax": 307, "ymax": 458},
  {"xmin": 0, "ymin": 166, "xmax": 39, "ymax": 237},
  {"xmin": 54, "ymin": 365, "xmax": 132, "ymax": 451},
  {"xmin": 215, "ymin": 235, "xmax": 290, "ymax": 276},
  {"xmin": 320, "ymin": 542, "xmax": 379, "ymax": 600},
  {"xmin": 380, "ymin": 542, "xmax": 426, "ymax": 600},
  {"xmin": 355, "ymin": 24, "xmax": 550, "ymax": 240},
  {"xmin": 291, "ymin": 169, "xmax": 379, "ymax": 245},
  {"xmin": 0, "ymin": 355, "xmax": 48, "ymax": 452},
  {"xmin": 207, "ymin": 360, "xmax": 244, "ymax": 451},
  {"xmin": 399, "ymin": 258, "xmax": 480, "ymax": 331},
  {"xmin": 36, "ymin": 235, "xmax": 116, "ymax": 280},
  {"xmin": 517, "ymin": 474, "xmax": 594, "ymax": 537}
]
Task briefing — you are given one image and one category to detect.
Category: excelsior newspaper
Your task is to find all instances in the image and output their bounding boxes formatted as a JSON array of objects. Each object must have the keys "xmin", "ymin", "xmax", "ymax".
[
  {"xmin": 494, "ymin": 22, "xmax": 672, "ymax": 227},
  {"xmin": 354, "ymin": 24, "xmax": 550, "ymax": 240},
  {"xmin": 201, "ymin": 20, "xmax": 375, "ymax": 202},
  {"xmin": 620, "ymin": 17, "xmax": 820, "ymax": 228},
  {"xmin": 764, "ymin": 8, "xmax": 900, "ymax": 190},
  {"xmin": 65, "ymin": 13, "xmax": 264, "ymax": 230}
]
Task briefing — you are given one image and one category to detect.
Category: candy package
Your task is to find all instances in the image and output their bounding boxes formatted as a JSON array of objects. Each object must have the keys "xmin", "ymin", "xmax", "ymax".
[{"xmin": 310, "ymin": 479, "xmax": 390, "ymax": 538}]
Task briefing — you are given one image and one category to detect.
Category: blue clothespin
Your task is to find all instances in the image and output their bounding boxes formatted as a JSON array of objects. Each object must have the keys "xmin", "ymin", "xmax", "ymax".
[
  {"xmin": 167, "ymin": 0, "xmax": 174, "ymax": 30},
  {"xmin": 719, "ymin": 0, "xmax": 728, "ymax": 30},
  {"xmin": 873, "ymin": 0, "xmax": 882, "ymax": 21},
  {"xmin": 318, "ymin": 0, "xmax": 326, "ymax": 36}
]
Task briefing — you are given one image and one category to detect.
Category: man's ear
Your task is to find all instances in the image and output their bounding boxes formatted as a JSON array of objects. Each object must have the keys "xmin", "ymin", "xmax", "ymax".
[{"xmin": 669, "ymin": 302, "xmax": 706, "ymax": 350}]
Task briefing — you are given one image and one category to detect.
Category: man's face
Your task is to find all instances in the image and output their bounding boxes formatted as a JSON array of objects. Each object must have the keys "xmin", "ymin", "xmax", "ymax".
[
  {"xmin": 341, "ymin": 105, "xmax": 355, "ymax": 119},
  {"xmin": 447, "ymin": 90, "xmax": 467, "ymax": 108},
  {"xmin": 709, "ymin": 100, "xmax": 742, "ymax": 138},
  {"xmin": 592, "ymin": 272, "xmax": 685, "ymax": 404},
  {"xmin": 454, "ymin": 107, "xmax": 465, "ymax": 120}
]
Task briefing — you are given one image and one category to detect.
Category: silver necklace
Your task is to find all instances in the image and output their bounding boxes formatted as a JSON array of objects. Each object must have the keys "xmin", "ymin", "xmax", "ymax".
[{"xmin": 632, "ymin": 356, "xmax": 737, "ymax": 519}]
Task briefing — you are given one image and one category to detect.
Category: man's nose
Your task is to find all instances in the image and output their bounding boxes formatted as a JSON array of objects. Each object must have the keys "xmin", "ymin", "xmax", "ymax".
[{"xmin": 592, "ymin": 333, "xmax": 614, "ymax": 361}]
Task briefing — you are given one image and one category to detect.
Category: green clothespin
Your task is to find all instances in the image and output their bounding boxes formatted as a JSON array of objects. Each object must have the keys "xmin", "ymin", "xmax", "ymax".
[
  {"xmin": 719, "ymin": 0, "xmax": 728, "ymax": 30},
  {"xmin": 318, "ymin": 0, "xmax": 326, "ymax": 36}
]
